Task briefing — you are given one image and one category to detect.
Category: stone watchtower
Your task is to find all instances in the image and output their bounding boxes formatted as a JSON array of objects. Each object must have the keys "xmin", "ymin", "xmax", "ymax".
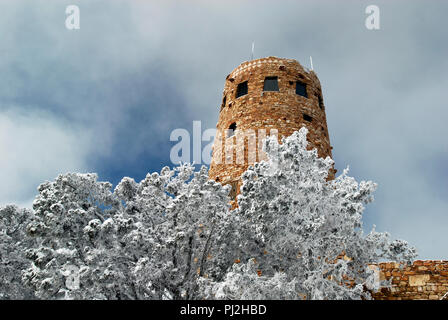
[{"xmin": 209, "ymin": 57, "xmax": 334, "ymax": 202}]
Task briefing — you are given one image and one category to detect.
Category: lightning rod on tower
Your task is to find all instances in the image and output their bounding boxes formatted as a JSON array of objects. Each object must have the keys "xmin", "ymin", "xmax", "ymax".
[{"xmin": 250, "ymin": 41, "xmax": 255, "ymax": 61}]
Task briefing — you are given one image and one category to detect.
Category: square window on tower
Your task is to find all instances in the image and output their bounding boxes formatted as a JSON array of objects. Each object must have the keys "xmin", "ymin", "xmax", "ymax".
[
  {"xmin": 303, "ymin": 114, "xmax": 313, "ymax": 122},
  {"xmin": 220, "ymin": 95, "xmax": 227, "ymax": 111},
  {"xmin": 236, "ymin": 81, "xmax": 248, "ymax": 98},
  {"xmin": 317, "ymin": 94, "xmax": 324, "ymax": 109},
  {"xmin": 263, "ymin": 76, "xmax": 279, "ymax": 91},
  {"xmin": 296, "ymin": 81, "xmax": 308, "ymax": 98}
]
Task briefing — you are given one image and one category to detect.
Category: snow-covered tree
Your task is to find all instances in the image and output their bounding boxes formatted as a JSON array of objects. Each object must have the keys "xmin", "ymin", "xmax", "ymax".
[
  {"xmin": 0, "ymin": 205, "xmax": 36, "ymax": 299},
  {"xmin": 113, "ymin": 164, "xmax": 239, "ymax": 299},
  {"xmin": 2, "ymin": 127, "xmax": 416, "ymax": 300},
  {"xmin": 200, "ymin": 127, "xmax": 416, "ymax": 300},
  {"xmin": 22, "ymin": 173, "xmax": 126, "ymax": 299},
  {"xmin": 21, "ymin": 166, "xmax": 239, "ymax": 300}
]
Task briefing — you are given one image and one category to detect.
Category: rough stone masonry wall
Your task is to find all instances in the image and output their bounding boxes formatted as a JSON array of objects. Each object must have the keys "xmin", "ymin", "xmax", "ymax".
[
  {"xmin": 372, "ymin": 260, "xmax": 448, "ymax": 300},
  {"xmin": 209, "ymin": 57, "xmax": 334, "ymax": 201}
]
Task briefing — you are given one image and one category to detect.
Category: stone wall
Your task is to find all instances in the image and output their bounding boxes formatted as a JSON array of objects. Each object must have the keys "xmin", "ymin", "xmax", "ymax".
[
  {"xmin": 372, "ymin": 260, "xmax": 448, "ymax": 300},
  {"xmin": 209, "ymin": 57, "xmax": 335, "ymax": 202}
]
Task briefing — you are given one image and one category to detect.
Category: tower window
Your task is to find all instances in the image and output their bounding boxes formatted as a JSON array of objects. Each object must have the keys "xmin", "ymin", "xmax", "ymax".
[
  {"xmin": 317, "ymin": 94, "xmax": 324, "ymax": 109},
  {"xmin": 220, "ymin": 95, "xmax": 227, "ymax": 111},
  {"xmin": 303, "ymin": 114, "xmax": 313, "ymax": 122},
  {"xmin": 227, "ymin": 122, "xmax": 237, "ymax": 137},
  {"xmin": 263, "ymin": 76, "xmax": 279, "ymax": 91},
  {"xmin": 236, "ymin": 81, "xmax": 248, "ymax": 98},
  {"xmin": 296, "ymin": 81, "xmax": 308, "ymax": 98}
]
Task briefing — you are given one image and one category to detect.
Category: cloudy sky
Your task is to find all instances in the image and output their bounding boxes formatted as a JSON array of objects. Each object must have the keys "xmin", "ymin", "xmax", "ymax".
[{"xmin": 0, "ymin": 0, "xmax": 446, "ymax": 259}]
